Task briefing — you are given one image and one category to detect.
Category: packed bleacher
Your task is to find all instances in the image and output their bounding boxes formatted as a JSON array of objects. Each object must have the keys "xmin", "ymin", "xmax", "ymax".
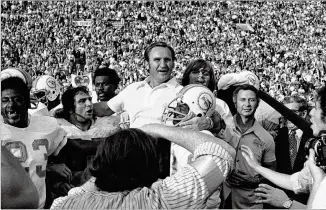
[{"xmin": 1, "ymin": 1, "xmax": 326, "ymax": 209}]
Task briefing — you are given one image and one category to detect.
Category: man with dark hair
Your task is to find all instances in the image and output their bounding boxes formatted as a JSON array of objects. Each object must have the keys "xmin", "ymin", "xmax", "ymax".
[
  {"xmin": 1, "ymin": 75, "xmax": 67, "ymax": 208},
  {"xmin": 222, "ymin": 84, "xmax": 276, "ymax": 209},
  {"xmin": 51, "ymin": 124, "xmax": 236, "ymax": 209},
  {"xmin": 254, "ymin": 95, "xmax": 310, "ymax": 208},
  {"xmin": 93, "ymin": 67, "xmax": 121, "ymax": 102},
  {"xmin": 46, "ymin": 86, "xmax": 120, "ymax": 207}
]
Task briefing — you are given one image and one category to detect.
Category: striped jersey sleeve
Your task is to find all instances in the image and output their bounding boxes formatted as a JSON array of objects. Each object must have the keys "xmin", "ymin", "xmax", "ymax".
[
  {"xmin": 194, "ymin": 141, "xmax": 234, "ymax": 178},
  {"xmin": 51, "ymin": 142, "xmax": 234, "ymax": 209}
]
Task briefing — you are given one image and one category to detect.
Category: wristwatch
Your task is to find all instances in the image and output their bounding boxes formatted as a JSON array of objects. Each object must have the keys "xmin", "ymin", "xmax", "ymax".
[{"xmin": 283, "ymin": 198, "xmax": 293, "ymax": 209}]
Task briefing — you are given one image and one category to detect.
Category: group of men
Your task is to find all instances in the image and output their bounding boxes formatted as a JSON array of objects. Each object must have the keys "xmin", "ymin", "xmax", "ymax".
[{"xmin": 1, "ymin": 41, "xmax": 326, "ymax": 209}]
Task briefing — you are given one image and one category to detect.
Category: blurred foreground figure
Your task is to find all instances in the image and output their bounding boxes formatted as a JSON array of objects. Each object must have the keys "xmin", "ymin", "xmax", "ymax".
[
  {"xmin": 1, "ymin": 146, "xmax": 39, "ymax": 209},
  {"xmin": 51, "ymin": 124, "xmax": 235, "ymax": 209}
]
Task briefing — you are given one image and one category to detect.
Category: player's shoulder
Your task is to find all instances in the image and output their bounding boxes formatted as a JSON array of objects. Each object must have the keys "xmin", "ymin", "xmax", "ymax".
[
  {"xmin": 94, "ymin": 116, "xmax": 120, "ymax": 127},
  {"xmin": 28, "ymin": 115, "xmax": 62, "ymax": 133}
]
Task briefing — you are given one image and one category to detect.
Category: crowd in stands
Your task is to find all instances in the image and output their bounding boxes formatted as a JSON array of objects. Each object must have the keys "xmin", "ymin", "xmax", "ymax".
[
  {"xmin": 1, "ymin": 1, "xmax": 326, "ymax": 209},
  {"xmin": 2, "ymin": 1, "xmax": 326, "ymax": 104}
]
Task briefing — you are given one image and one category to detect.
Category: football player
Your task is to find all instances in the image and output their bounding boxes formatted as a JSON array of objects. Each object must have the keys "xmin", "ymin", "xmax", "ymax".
[
  {"xmin": 1, "ymin": 71, "xmax": 68, "ymax": 208},
  {"xmin": 46, "ymin": 86, "xmax": 121, "ymax": 206}
]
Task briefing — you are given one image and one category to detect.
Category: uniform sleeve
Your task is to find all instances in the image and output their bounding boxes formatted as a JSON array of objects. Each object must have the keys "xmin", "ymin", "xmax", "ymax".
[
  {"xmin": 48, "ymin": 126, "xmax": 68, "ymax": 156},
  {"xmin": 263, "ymin": 135, "xmax": 276, "ymax": 163}
]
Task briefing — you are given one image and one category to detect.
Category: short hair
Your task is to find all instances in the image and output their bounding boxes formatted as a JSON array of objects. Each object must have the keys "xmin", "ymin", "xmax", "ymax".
[
  {"xmin": 144, "ymin": 42, "xmax": 176, "ymax": 62},
  {"xmin": 232, "ymin": 84, "xmax": 259, "ymax": 104},
  {"xmin": 1, "ymin": 77, "xmax": 30, "ymax": 108},
  {"xmin": 54, "ymin": 86, "xmax": 89, "ymax": 120},
  {"xmin": 317, "ymin": 86, "xmax": 326, "ymax": 121},
  {"xmin": 88, "ymin": 128, "xmax": 160, "ymax": 192},
  {"xmin": 283, "ymin": 95, "xmax": 308, "ymax": 111},
  {"xmin": 181, "ymin": 59, "xmax": 216, "ymax": 92},
  {"xmin": 93, "ymin": 67, "xmax": 121, "ymax": 89}
]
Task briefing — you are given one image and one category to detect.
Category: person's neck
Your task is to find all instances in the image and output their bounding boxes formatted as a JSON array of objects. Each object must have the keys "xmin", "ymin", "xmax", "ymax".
[
  {"xmin": 236, "ymin": 114, "xmax": 255, "ymax": 133},
  {"xmin": 14, "ymin": 114, "xmax": 29, "ymax": 128},
  {"xmin": 69, "ymin": 115, "xmax": 92, "ymax": 131},
  {"xmin": 148, "ymin": 76, "xmax": 172, "ymax": 88}
]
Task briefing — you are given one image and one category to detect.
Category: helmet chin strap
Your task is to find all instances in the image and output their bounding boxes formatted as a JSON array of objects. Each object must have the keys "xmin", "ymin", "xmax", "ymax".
[{"xmin": 73, "ymin": 112, "xmax": 90, "ymax": 122}]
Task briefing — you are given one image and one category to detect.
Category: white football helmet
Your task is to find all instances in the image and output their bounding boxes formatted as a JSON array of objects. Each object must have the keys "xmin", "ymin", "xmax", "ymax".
[
  {"xmin": 31, "ymin": 75, "xmax": 60, "ymax": 105},
  {"xmin": 162, "ymin": 84, "xmax": 216, "ymax": 126},
  {"xmin": 1, "ymin": 68, "xmax": 33, "ymax": 90}
]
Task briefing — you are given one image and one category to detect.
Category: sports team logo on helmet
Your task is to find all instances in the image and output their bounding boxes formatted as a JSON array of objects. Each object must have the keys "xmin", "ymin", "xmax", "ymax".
[
  {"xmin": 32, "ymin": 75, "xmax": 60, "ymax": 105},
  {"xmin": 162, "ymin": 84, "xmax": 216, "ymax": 126}
]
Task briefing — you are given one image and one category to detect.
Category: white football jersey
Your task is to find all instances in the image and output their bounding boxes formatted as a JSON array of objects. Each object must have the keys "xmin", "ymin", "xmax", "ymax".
[
  {"xmin": 28, "ymin": 102, "xmax": 50, "ymax": 116},
  {"xmin": 1, "ymin": 115, "xmax": 67, "ymax": 208}
]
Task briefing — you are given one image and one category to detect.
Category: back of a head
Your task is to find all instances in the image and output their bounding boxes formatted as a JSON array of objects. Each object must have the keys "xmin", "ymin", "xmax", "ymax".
[
  {"xmin": 1, "ymin": 146, "xmax": 39, "ymax": 209},
  {"xmin": 88, "ymin": 128, "xmax": 160, "ymax": 192}
]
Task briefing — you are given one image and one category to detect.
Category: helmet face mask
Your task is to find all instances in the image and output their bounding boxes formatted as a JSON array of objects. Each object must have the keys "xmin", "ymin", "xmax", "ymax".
[
  {"xmin": 162, "ymin": 84, "xmax": 216, "ymax": 126},
  {"xmin": 31, "ymin": 75, "xmax": 60, "ymax": 107}
]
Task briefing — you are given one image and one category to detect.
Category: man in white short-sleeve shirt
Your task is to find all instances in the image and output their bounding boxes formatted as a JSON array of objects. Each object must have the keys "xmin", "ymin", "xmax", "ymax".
[{"xmin": 93, "ymin": 42, "xmax": 182, "ymax": 128}]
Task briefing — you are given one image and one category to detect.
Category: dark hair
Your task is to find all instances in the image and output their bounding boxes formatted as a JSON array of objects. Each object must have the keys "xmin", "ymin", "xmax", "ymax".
[
  {"xmin": 317, "ymin": 86, "xmax": 326, "ymax": 122},
  {"xmin": 232, "ymin": 84, "xmax": 259, "ymax": 104},
  {"xmin": 283, "ymin": 95, "xmax": 308, "ymax": 111},
  {"xmin": 1, "ymin": 77, "xmax": 30, "ymax": 108},
  {"xmin": 181, "ymin": 59, "xmax": 216, "ymax": 92},
  {"xmin": 53, "ymin": 86, "xmax": 89, "ymax": 120},
  {"xmin": 93, "ymin": 67, "xmax": 121, "ymax": 89},
  {"xmin": 144, "ymin": 42, "xmax": 176, "ymax": 62},
  {"xmin": 88, "ymin": 128, "xmax": 160, "ymax": 192}
]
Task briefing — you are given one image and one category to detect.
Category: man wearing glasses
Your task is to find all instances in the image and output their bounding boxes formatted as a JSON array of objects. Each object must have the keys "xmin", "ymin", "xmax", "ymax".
[{"xmin": 254, "ymin": 95, "xmax": 310, "ymax": 208}]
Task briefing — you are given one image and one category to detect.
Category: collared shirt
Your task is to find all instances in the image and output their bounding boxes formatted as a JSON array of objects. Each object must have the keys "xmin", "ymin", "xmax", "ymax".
[
  {"xmin": 223, "ymin": 115, "xmax": 275, "ymax": 209},
  {"xmin": 50, "ymin": 142, "xmax": 234, "ymax": 209},
  {"xmin": 107, "ymin": 77, "xmax": 182, "ymax": 128},
  {"xmin": 225, "ymin": 115, "xmax": 275, "ymax": 177}
]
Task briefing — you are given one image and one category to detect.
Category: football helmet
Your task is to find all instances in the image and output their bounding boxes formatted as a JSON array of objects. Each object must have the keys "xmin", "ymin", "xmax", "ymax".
[
  {"xmin": 1, "ymin": 68, "xmax": 33, "ymax": 90},
  {"xmin": 162, "ymin": 84, "xmax": 216, "ymax": 126},
  {"xmin": 31, "ymin": 75, "xmax": 60, "ymax": 105}
]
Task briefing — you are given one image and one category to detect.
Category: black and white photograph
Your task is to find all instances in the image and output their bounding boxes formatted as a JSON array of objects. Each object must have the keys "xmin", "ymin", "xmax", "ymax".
[{"xmin": 1, "ymin": 1, "xmax": 326, "ymax": 209}]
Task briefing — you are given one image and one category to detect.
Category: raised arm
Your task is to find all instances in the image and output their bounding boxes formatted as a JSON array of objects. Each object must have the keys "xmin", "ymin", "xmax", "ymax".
[
  {"xmin": 140, "ymin": 123, "xmax": 235, "ymax": 157},
  {"xmin": 241, "ymin": 145, "xmax": 293, "ymax": 191}
]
